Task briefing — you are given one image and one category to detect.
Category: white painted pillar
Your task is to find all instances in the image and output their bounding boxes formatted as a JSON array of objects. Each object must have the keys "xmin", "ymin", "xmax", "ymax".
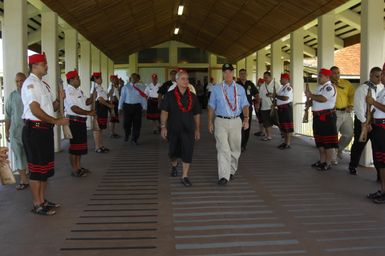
[
  {"xmin": 317, "ymin": 11, "xmax": 335, "ymax": 69},
  {"xmin": 246, "ymin": 54, "xmax": 255, "ymax": 83},
  {"xmin": 360, "ymin": 0, "xmax": 385, "ymax": 167},
  {"xmin": 41, "ymin": 6, "xmax": 60, "ymax": 151},
  {"xmin": 79, "ymin": 36, "xmax": 91, "ymax": 128},
  {"xmin": 64, "ymin": 26, "xmax": 78, "ymax": 73},
  {"xmin": 290, "ymin": 28, "xmax": 304, "ymax": 134},
  {"xmin": 256, "ymin": 50, "xmax": 266, "ymax": 79},
  {"xmin": 2, "ymin": 0, "xmax": 28, "ymax": 99},
  {"xmin": 271, "ymin": 40, "xmax": 283, "ymax": 80},
  {"xmin": 91, "ymin": 44, "xmax": 101, "ymax": 73},
  {"xmin": 128, "ymin": 53, "xmax": 138, "ymax": 75},
  {"xmin": 100, "ymin": 53, "xmax": 108, "ymax": 89},
  {"xmin": 108, "ymin": 58, "xmax": 114, "ymax": 77}
]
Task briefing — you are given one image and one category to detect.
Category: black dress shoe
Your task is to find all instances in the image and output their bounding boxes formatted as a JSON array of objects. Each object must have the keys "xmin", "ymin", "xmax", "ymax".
[
  {"xmin": 349, "ymin": 167, "xmax": 357, "ymax": 175},
  {"xmin": 181, "ymin": 177, "xmax": 192, "ymax": 187},
  {"xmin": 218, "ymin": 178, "xmax": 228, "ymax": 185},
  {"xmin": 171, "ymin": 167, "xmax": 178, "ymax": 177},
  {"xmin": 277, "ymin": 143, "xmax": 286, "ymax": 149}
]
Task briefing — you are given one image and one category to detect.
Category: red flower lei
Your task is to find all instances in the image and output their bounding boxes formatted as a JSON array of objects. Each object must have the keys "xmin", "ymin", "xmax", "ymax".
[
  {"xmin": 222, "ymin": 82, "xmax": 237, "ymax": 112},
  {"xmin": 174, "ymin": 87, "xmax": 193, "ymax": 112}
]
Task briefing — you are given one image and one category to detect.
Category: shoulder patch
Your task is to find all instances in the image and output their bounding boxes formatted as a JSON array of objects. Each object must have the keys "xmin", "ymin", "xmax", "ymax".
[
  {"xmin": 27, "ymin": 84, "xmax": 34, "ymax": 89},
  {"xmin": 287, "ymin": 87, "xmax": 291, "ymax": 91},
  {"xmin": 326, "ymin": 86, "xmax": 332, "ymax": 92}
]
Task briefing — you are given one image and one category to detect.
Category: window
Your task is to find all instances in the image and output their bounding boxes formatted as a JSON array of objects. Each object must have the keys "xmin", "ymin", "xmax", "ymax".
[
  {"xmin": 138, "ymin": 48, "xmax": 169, "ymax": 63},
  {"xmin": 178, "ymin": 48, "xmax": 208, "ymax": 63}
]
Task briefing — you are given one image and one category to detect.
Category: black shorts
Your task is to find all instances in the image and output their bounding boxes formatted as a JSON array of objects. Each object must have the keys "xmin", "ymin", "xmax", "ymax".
[
  {"xmin": 168, "ymin": 130, "xmax": 195, "ymax": 164},
  {"xmin": 371, "ymin": 124, "xmax": 385, "ymax": 169},
  {"xmin": 96, "ymin": 101, "xmax": 109, "ymax": 129},
  {"xmin": 68, "ymin": 116, "xmax": 88, "ymax": 155},
  {"xmin": 312, "ymin": 110, "xmax": 338, "ymax": 149},
  {"xmin": 22, "ymin": 121, "xmax": 54, "ymax": 181},
  {"xmin": 278, "ymin": 104, "xmax": 294, "ymax": 133},
  {"xmin": 261, "ymin": 110, "xmax": 273, "ymax": 128}
]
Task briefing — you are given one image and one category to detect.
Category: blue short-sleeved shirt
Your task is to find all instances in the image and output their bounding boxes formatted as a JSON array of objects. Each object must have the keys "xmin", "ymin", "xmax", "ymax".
[{"xmin": 208, "ymin": 81, "xmax": 249, "ymax": 117}]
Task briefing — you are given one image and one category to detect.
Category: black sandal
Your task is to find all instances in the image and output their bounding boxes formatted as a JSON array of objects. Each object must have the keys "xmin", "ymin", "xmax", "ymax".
[
  {"xmin": 80, "ymin": 167, "xmax": 91, "ymax": 173},
  {"xmin": 95, "ymin": 148, "xmax": 104, "ymax": 153},
  {"xmin": 44, "ymin": 199, "xmax": 61, "ymax": 209},
  {"xmin": 31, "ymin": 204, "xmax": 56, "ymax": 216},
  {"xmin": 16, "ymin": 183, "xmax": 29, "ymax": 190},
  {"xmin": 71, "ymin": 169, "xmax": 88, "ymax": 177},
  {"xmin": 101, "ymin": 146, "xmax": 110, "ymax": 152}
]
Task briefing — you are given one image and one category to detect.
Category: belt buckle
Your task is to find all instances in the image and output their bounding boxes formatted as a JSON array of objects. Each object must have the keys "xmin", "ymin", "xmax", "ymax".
[{"xmin": 35, "ymin": 122, "xmax": 40, "ymax": 127}]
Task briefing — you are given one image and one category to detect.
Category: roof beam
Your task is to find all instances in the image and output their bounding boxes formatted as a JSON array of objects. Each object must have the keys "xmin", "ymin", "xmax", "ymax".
[
  {"xmin": 336, "ymin": 9, "xmax": 361, "ymax": 30},
  {"xmin": 306, "ymin": 26, "xmax": 344, "ymax": 49}
]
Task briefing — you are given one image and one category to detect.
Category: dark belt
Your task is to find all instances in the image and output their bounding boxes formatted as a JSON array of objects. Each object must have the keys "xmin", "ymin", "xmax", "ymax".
[
  {"xmin": 277, "ymin": 103, "xmax": 292, "ymax": 109},
  {"xmin": 374, "ymin": 119, "xmax": 385, "ymax": 124},
  {"xmin": 216, "ymin": 115, "xmax": 240, "ymax": 119},
  {"xmin": 67, "ymin": 115, "xmax": 87, "ymax": 123},
  {"xmin": 312, "ymin": 109, "xmax": 336, "ymax": 117},
  {"xmin": 24, "ymin": 120, "xmax": 54, "ymax": 128},
  {"xmin": 336, "ymin": 108, "xmax": 346, "ymax": 111}
]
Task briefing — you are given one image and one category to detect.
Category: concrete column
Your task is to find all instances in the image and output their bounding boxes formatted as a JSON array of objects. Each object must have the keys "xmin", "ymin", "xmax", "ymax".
[
  {"xmin": 128, "ymin": 53, "xmax": 138, "ymax": 75},
  {"xmin": 290, "ymin": 28, "xmax": 304, "ymax": 134},
  {"xmin": 91, "ymin": 44, "xmax": 100, "ymax": 72},
  {"xmin": 79, "ymin": 36, "xmax": 91, "ymax": 128},
  {"xmin": 317, "ymin": 11, "xmax": 335, "ymax": 69},
  {"xmin": 108, "ymin": 58, "xmax": 114, "ymax": 77},
  {"xmin": 41, "ymin": 6, "xmax": 60, "ymax": 151},
  {"xmin": 271, "ymin": 40, "xmax": 283, "ymax": 80},
  {"xmin": 256, "ymin": 50, "xmax": 266, "ymax": 79},
  {"xmin": 64, "ymin": 26, "xmax": 78, "ymax": 73},
  {"xmin": 2, "ymin": 0, "xmax": 28, "ymax": 99},
  {"xmin": 246, "ymin": 54, "xmax": 255, "ymax": 83},
  {"xmin": 360, "ymin": 0, "xmax": 385, "ymax": 167},
  {"xmin": 100, "ymin": 53, "xmax": 108, "ymax": 89}
]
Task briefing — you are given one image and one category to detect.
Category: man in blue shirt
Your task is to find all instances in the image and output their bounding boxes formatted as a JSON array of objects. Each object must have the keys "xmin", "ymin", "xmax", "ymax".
[
  {"xmin": 118, "ymin": 73, "xmax": 147, "ymax": 144},
  {"xmin": 208, "ymin": 63, "xmax": 250, "ymax": 185}
]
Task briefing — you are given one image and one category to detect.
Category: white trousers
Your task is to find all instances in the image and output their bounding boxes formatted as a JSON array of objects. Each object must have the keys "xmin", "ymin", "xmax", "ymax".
[{"xmin": 214, "ymin": 117, "xmax": 242, "ymax": 180}]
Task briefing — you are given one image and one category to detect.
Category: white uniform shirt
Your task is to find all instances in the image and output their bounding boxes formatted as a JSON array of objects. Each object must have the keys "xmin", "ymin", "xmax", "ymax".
[
  {"xmin": 374, "ymin": 87, "xmax": 385, "ymax": 119},
  {"xmin": 91, "ymin": 83, "xmax": 108, "ymax": 101},
  {"xmin": 276, "ymin": 83, "xmax": 293, "ymax": 106},
  {"xmin": 259, "ymin": 80, "xmax": 281, "ymax": 111},
  {"xmin": 65, "ymin": 85, "xmax": 88, "ymax": 117},
  {"xmin": 354, "ymin": 82, "xmax": 384, "ymax": 123},
  {"xmin": 144, "ymin": 82, "xmax": 161, "ymax": 98},
  {"xmin": 107, "ymin": 84, "xmax": 120, "ymax": 100},
  {"xmin": 21, "ymin": 73, "xmax": 55, "ymax": 120},
  {"xmin": 312, "ymin": 81, "xmax": 336, "ymax": 111}
]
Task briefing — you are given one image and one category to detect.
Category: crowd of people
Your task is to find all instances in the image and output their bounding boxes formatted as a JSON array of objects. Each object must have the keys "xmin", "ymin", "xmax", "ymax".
[{"xmin": 2, "ymin": 50, "xmax": 385, "ymax": 216}]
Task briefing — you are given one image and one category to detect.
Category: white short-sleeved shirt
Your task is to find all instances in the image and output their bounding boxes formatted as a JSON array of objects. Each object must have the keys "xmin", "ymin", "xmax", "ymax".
[
  {"xmin": 259, "ymin": 80, "xmax": 281, "ymax": 111},
  {"xmin": 107, "ymin": 84, "xmax": 120, "ymax": 100},
  {"xmin": 374, "ymin": 87, "xmax": 385, "ymax": 119},
  {"xmin": 21, "ymin": 73, "xmax": 55, "ymax": 120},
  {"xmin": 65, "ymin": 85, "xmax": 88, "ymax": 117},
  {"xmin": 91, "ymin": 83, "xmax": 108, "ymax": 101},
  {"xmin": 354, "ymin": 82, "xmax": 384, "ymax": 123},
  {"xmin": 312, "ymin": 81, "xmax": 336, "ymax": 111},
  {"xmin": 276, "ymin": 83, "xmax": 293, "ymax": 106},
  {"xmin": 145, "ymin": 83, "xmax": 161, "ymax": 98}
]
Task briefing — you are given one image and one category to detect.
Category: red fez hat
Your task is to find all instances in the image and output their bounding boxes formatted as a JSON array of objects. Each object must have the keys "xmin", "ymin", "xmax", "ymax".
[
  {"xmin": 280, "ymin": 73, "xmax": 290, "ymax": 80},
  {"xmin": 319, "ymin": 68, "xmax": 332, "ymax": 77},
  {"xmin": 92, "ymin": 72, "xmax": 101, "ymax": 78},
  {"xmin": 66, "ymin": 70, "xmax": 78, "ymax": 80},
  {"xmin": 28, "ymin": 53, "xmax": 47, "ymax": 64},
  {"xmin": 257, "ymin": 78, "xmax": 265, "ymax": 84},
  {"xmin": 110, "ymin": 75, "xmax": 118, "ymax": 80},
  {"xmin": 151, "ymin": 73, "xmax": 158, "ymax": 79}
]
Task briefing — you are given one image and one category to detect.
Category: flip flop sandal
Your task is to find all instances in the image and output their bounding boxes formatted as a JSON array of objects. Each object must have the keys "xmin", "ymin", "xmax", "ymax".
[
  {"xmin": 44, "ymin": 199, "xmax": 61, "ymax": 209},
  {"xmin": 101, "ymin": 146, "xmax": 110, "ymax": 152},
  {"xmin": 95, "ymin": 148, "xmax": 104, "ymax": 153},
  {"xmin": 16, "ymin": 183, "xmax": 29, "ymax": 190},
  {"xmin": 80, "ymin": 167, "xmax": 91, "ymax": 173},
  {"xmin": 71, "ymin": 169, "xmax": 88, "ymax": 178}
]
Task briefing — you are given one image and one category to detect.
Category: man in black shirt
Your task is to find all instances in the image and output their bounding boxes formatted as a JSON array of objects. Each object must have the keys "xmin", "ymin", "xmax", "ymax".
[
  {"xmin": 160, "ymin": 70, "xmax": 201, "ymax": 187},
  {"xmin": 158, "ymin": 69, "xmax": 177, "ymax": 106},
  {"xmin": 237, "ymin": 69, "xmax": 258, "ymax": 152}
]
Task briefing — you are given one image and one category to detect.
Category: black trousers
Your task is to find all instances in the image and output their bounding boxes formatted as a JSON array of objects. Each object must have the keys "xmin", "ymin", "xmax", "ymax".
[
  {"xmin": 349, "ymin": 116, "xmax": 379, "ymax": 176},
  {"xmin": 240, "ymin": 106, "xmax": 253, "ymax": 148},
  {"xmin": 123, "ymin": 103, "xmax": 142, "ymax": 142}
]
